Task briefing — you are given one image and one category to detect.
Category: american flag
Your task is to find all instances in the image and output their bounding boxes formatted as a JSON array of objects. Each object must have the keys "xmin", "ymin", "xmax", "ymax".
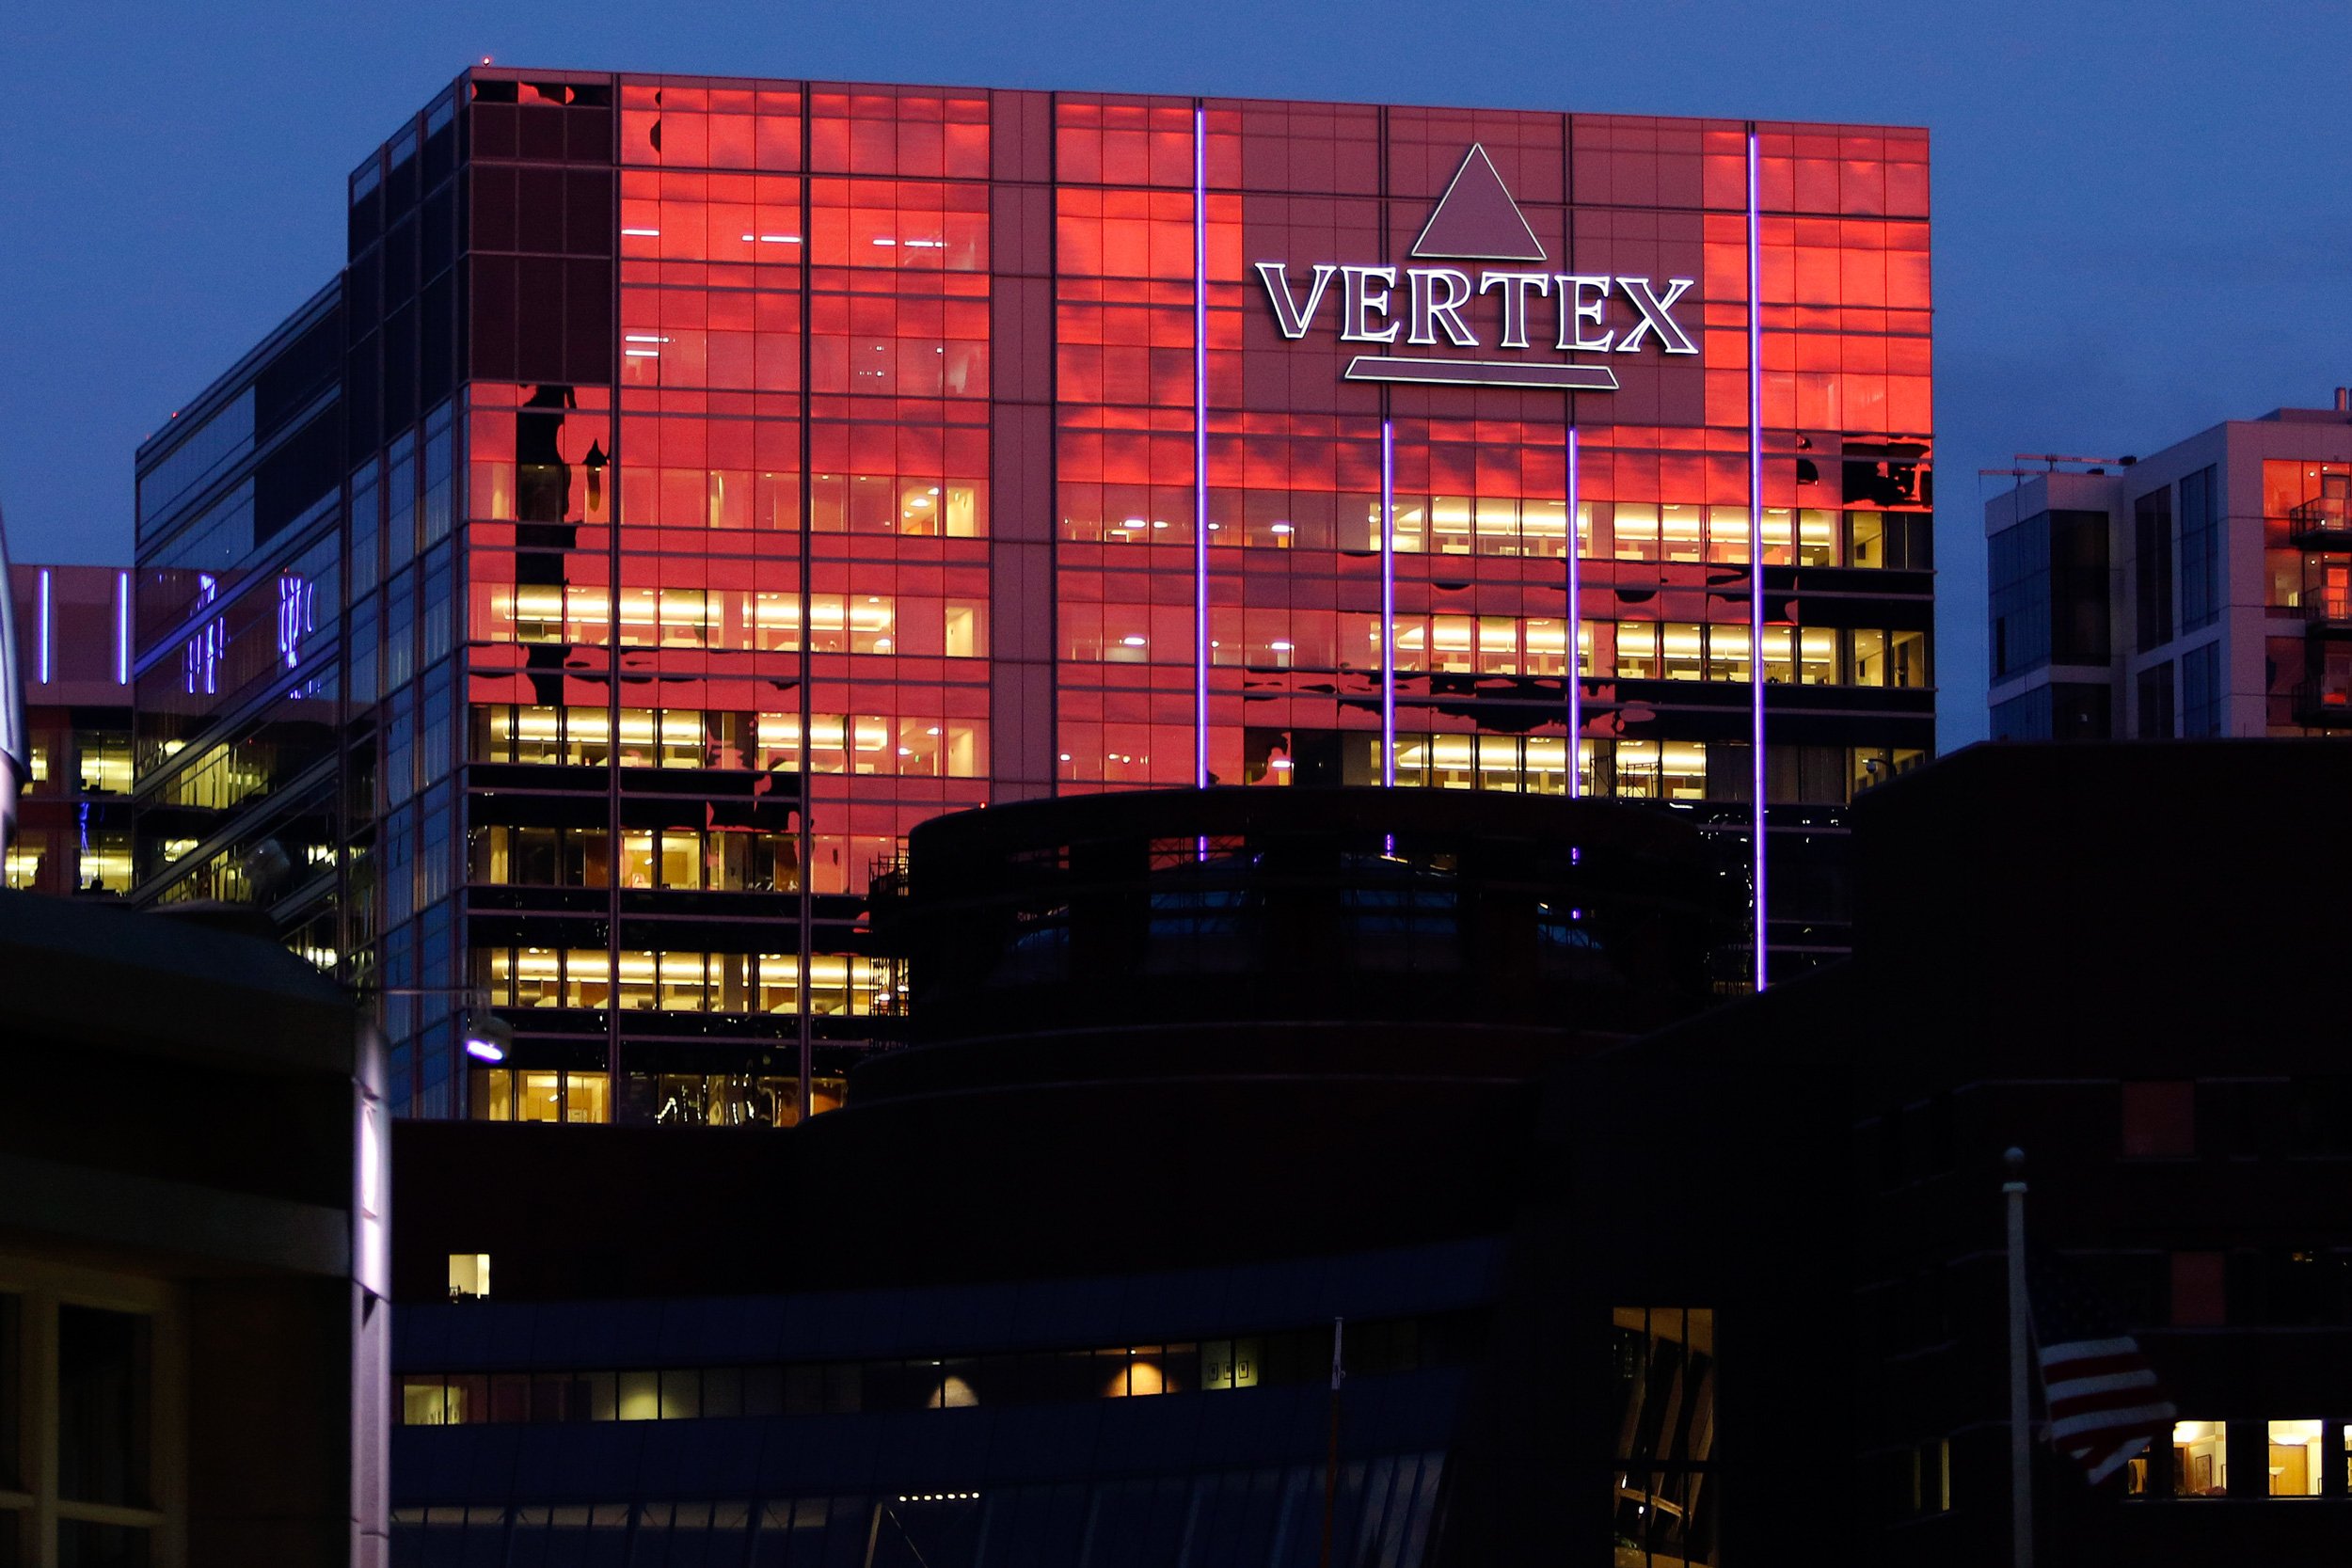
[{"xmin": 2031, "ymin": 1255, "xmax": 2175, "ymax": 1485}]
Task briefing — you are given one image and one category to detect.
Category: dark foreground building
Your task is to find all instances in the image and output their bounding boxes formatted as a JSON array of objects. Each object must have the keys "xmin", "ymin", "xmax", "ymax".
[
  {"xmin": 132, "ymin": 64, "xmax": 1934, "ymax": 1123},
  {"xmin": 0, "ymin": 891, "xmax": 389, "ymax": 1564},
  {"xmin": 386, "ymin": 786, "xmax": 1729, "ymax": 1563},
  {"xmin": 387, "ymin": 745, "xmax": 2352, "ymax": 1565},
  {"xmin": 1474, "ymin": 739, "xmax": 2352, "ymax": 1564}
]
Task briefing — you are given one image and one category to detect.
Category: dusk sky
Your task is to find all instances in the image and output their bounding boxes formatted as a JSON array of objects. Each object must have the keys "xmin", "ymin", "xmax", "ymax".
[{"xmin": 7, "ymin": 0, "xmax": 2348, "ymax": 750}]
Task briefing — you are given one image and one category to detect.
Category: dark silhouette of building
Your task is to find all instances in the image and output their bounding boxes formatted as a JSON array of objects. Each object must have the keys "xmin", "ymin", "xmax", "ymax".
[
  {"xmin": 388, "ymin": 743, "xmax": 2352, "ymax": 1563},
  {"xmin": 386, "ymin": 786, "xmax": 1732, "ymax": 1562},
  {"xmin": 0, "ymin": 890, "xmax": 388, "ymax": 1564}
]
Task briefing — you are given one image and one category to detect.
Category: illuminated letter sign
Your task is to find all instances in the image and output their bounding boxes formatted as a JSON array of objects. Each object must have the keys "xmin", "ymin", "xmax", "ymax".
[{"xmin": 1249, "ymin": 144, "xmax": 1699, "ymax": 393}]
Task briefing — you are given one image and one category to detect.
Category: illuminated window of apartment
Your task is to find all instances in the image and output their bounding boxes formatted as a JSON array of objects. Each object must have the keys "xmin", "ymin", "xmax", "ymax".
[
  {"xmin": 1612, "ymin": 1307, "xmax": 1718, "ymax": 1567},
  {"xmin": 2268, "ymin": 1419, "xmax": 2324, "ymax": 1496},
  {"xmin": 449, "ymin": 1254, "xmax": 490, "ymax": 1302},
  {"xmin": 2121, "ymin": 1081, "xmax": 2196, "ymax": 1158},
  {"xmin": 2172, "ymin": 1419, "xmax": 2226, "ymax": 1496},
  {"xmin": 1902, "ymin": 1438, "xmax": 1951, "ymax": 1515}
]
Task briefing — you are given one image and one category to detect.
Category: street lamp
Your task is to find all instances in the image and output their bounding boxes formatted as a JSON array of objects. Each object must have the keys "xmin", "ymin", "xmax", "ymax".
[
  {"xmin": 361, "ymin": 985, "xmax": 511, "ymax": 1061},
  {"xmin": 461, "ymin": 1012, "xmax": 514, "ymax": 1063}
]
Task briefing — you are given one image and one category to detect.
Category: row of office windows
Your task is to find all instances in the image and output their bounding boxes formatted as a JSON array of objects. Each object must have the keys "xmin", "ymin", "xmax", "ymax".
[
  {"xmin": 16, "ymin": 730, "xmax": 133, "ymax": 798},
  {"xmin": 1066, "ymin": 725, "xmax": 1925, "ymax": 802},
  {"xmin": 475, "ymin": 948, "xmax": 896, "ymax": 1016},
  {"xmin": 2124, "ymin": 1420, "xmax": 2352, "ymax": 1498},
  {"xmin": 1377, "ymin": 735, "xmax": 1926, "ymax": 804},
  {"xmin": 1058, "ymin": 492, "xmax": 1924, "ymax": 568},
  {"xmin": 469, "ymin": 824, "xmax": 798, "ymax": 893},
  {"xmin": 390, "ymin": 1456, "xmax": 1443, "ymax": 1568},
  {"xmin": 470, "ymin": 705, "xmax": 988, "ymax": 775},
  {"xmin": 459, "ymin": 456, "xmax": 1923, "ymax": 573},
  {"xmin": 2, "ymin": 831, "xmax": 134, "ymax": 895},
  {"xmin": 474, "ymin": 585, "xmax": 989, "ymax": 657},
  {"xmin": 473, "ymin": 464, "xmax": 991, "ymax": 537},
  {"xmin": 400, "ymin": 1314, "xmax": 1452, "ymax": 1426},
  {"xmin": 466, "ymin": 1069, "xmax": 849, "ymax": 1129},
  {"xmin": 1070, "ymin": 613, "xmax": 1930, "ymax": 689}
]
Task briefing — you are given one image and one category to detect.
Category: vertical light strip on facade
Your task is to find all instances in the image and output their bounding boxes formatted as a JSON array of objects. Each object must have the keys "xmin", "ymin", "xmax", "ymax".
[
  {"xmin": 36, "ymin": 569, "xmax": 50, "ymax": 686},
  {"xmin": 1745, "ymin": 125, "xmax": 1768, "ymax": 993},
  {"xmin": 1380, "ymin": 418, "xmax": 1396, "ymax": 786},
  {"xmin": 115, "ymin": 570, "xmax": 131, "ymax": 685},
  {"xmin": 1565, "ymin": 426, "xmax": 1581, "ymax": 799},
  {"xmin": 1192, "ymin": 103, "xmax": 1211, "ymax": 789}
]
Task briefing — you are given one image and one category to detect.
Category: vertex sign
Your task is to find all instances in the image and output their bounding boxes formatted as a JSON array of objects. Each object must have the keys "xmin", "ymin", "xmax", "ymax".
[{"xmin": 1252, "ymin": 145, "xmax": 1697, "ymax": 392}]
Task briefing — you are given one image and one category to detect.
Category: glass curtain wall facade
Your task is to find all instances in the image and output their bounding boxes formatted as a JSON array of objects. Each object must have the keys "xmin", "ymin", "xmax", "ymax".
[
  {"xmin": 135, "ymin": 70, "xmax": 1934, "ymax": 1118},
  {"xmin": 130, "ymin": 282, "xmax": 345, "ymax": 969}
]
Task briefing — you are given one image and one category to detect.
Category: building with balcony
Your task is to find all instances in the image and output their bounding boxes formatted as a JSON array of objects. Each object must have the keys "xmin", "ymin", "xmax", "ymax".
[
  {"xmin": 5, "ymin": 563, "xmax": 135, "ymax": 898},
  {"xmin": 1985, "ymin": 395, "xmax": 2352, "ymax": 739},
  {"xmin": 133, "ymin": 66, "xmax": 1935, "ymax": 1123}
]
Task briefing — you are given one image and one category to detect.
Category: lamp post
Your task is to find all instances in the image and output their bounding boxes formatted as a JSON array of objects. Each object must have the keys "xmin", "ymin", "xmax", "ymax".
[
  {"xmin": 358, "ymin": 985, "xmax": 513, "ymax": 1063},
  {"xmin": 2004, "ymin": 1147, "xmax": 2033, "ymax": 1568}
]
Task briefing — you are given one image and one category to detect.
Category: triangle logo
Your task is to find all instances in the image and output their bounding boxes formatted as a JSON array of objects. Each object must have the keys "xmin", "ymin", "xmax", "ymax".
[{"xmin": 1410, "ymin": 145, "xmax": 1547, "ymax": 263}]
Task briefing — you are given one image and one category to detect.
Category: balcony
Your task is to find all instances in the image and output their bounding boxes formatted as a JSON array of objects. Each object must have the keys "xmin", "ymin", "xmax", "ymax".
[
  {"xmin": 2302, "ymin": 586, "xmax": 2352, "ymax": 632},
  {"xmin": 2288, "ymin": 494, "xmax": 2352, "ymax": 549},
  {"xmin": 2291, "ymin": 681, "xmax": 2352, "ymax": 727}
]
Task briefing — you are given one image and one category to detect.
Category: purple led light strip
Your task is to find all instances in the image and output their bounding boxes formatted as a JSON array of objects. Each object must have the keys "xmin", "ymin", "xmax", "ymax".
[
  {"xmin": 1193, "ymin": 103, "xmax": 1211, "ymax": 790},
  {"xmin": 1380, "ymin": 418, "xmax": 1396, "ymax": 787},
  {"xmin": 1565, "ymin": 426, "xmax": 1581, "ymax": 799},
  {"xmin": 1746, "ymin": 125, "xmax": 1768, "ymax": 993},
  {"xmin": 115, "ymin": 570, "xmax": 131, "ymax": 686},
  {"xmin": 36, "ymin": 569, "xmax": 50, "ymax": 686}
]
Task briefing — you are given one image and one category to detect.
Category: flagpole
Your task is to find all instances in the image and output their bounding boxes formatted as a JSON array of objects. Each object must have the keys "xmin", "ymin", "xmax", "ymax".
[
  {"xmin": 2004, "ymin": 1147, "xmax": 2033, "ymax": 1568},
  {"xmin": 1320, "ymin": 1315, "xmax": 1344, "ymax": 1568}
]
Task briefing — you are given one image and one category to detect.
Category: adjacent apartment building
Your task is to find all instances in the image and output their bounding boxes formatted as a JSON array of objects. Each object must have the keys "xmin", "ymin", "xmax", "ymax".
[
  {"xmin": 4, "ymin": 563, "xmax": 135, "ymax": 898},
  {"xmin": 129, "ymin": 66, "xmax": 1935, "ymax": 1122},
  {"xmin": 1986, "ymin": 395, "xmax": 2352, "ymax": 739}
]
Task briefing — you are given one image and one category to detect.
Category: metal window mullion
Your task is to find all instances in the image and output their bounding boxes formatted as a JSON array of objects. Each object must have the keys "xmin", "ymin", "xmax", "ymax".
[{"xmin": 797, "ymin": 87, "xmax": 816, "ymax": 1118}]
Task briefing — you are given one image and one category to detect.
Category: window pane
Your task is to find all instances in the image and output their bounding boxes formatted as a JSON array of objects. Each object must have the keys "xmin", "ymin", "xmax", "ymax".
[
  {"xmin": 56, "ymin": 1521, "xmax": 151, "ymax": 1568},
  {"xmin": 2268, "ymin": 1418, "xmax": 2323, "ymax": 1496},
  {"xmin": 2172, "ymin": 1418, "xmax": 2226, "ymax": 1496},
  {"xmin": 0, "ymin": 1294, "xmax": 17, "ymax": 1489},
  {"xmin": 57, "ymin": 1307, "xmax": 151, "ymax": 1507}
]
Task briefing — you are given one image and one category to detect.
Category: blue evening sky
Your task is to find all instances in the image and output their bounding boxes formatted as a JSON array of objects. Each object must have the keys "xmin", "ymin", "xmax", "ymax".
[{"xmin": 6, "ymin": 0, "xmax": 2348, "ymax": 750}]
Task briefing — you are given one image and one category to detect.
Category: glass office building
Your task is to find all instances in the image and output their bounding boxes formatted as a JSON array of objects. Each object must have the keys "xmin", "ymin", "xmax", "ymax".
[{"xmin": 130, "ymin": 67, "xmax": 1934, "ymax": 1122}]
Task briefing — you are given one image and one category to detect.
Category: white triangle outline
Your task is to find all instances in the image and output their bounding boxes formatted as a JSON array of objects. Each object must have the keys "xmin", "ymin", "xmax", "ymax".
[{"xmin": 1409, "ymin": 144, "xmax": 1548, "ymax": 263}]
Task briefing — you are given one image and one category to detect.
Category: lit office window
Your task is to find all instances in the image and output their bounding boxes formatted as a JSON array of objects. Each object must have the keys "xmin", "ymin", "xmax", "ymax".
[
  {"xmin": 2268, "ymin": 1419, "xmax": 2324, "ymax": 1496},
  {"xmin": 449, "ymin": 1254, "xmax": 491, "ymax": 1302},
  {"xmin": 2172, "ymin": 1419, "xmax": 2226, "ymax": 1496}
]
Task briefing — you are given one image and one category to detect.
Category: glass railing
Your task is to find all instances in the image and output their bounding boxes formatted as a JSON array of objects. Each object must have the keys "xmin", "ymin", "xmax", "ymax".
[
  {"xmin": 2302, "ymin": 590, "xmax": 2352, "ymax": 625},
  {"xmin": 2291, "ymin": 682, "xmax": 2352, "ymax": 725},
  {"xmin": 2288, "ymin": 494, "xmax": 2352, "ymax": 545}
]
